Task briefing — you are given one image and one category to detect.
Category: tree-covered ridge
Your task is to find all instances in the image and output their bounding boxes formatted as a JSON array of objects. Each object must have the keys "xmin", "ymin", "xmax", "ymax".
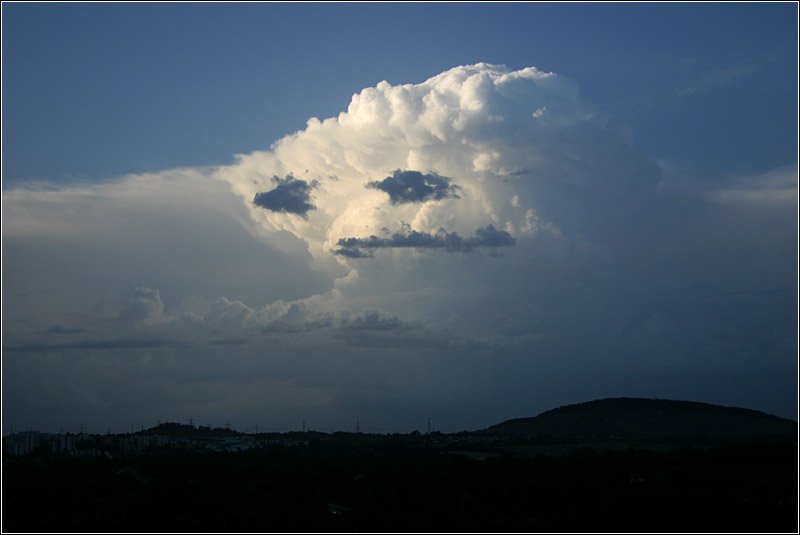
[{"xmin": 488, "ymin": 397, "xmax": 797, "ymax": 439}]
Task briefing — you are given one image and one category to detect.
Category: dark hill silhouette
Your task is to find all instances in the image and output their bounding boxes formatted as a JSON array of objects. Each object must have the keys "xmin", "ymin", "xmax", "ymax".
[{"xmin": 487, "ymin": 397, "xmax": 797, "ymax": 440}]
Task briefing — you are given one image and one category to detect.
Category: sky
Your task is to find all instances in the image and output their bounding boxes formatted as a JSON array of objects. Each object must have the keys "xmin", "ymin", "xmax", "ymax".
[{"xmin": 2, "ymin": 2, "xmax": 797, "ymax": 434}]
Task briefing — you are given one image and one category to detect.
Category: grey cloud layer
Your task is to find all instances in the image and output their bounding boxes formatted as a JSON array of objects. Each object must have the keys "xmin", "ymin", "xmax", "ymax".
[
  {"xmin": 253, "ymin": 174, "xmax": 316, "ymax": 216},
  {"xmin": 5, "ymin": 288, "xmax": 478, "ymax": 355},
  {"xmin": 366, "ymin": 170, "xmax": 460, "ymax": 205},
  {"xmin": 335, "ymin": 225, "xmax": 515, "ymax": 258}
]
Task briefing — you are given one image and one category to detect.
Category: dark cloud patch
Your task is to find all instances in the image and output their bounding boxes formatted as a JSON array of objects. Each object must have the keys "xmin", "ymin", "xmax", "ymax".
[
  {"xmin": 367, "ymin": 170, "xmax": 460, "ymax": 205},
  {"xmin": 334, "ymin": 247, "xmax": 375, "ymax": 259},
  {"xmin": 472, "ymin": 225, "xmax": 518, "ymax": 248},
  {"xmin": 335, "ymin": 225, "xmax": 515, "ymax": 258},
  {"xmin": 253, "ymin": 174, "xmax": 316, "ymax": 216}
]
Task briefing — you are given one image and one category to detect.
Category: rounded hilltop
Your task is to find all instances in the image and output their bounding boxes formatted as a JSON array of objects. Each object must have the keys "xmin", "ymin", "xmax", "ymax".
[{"xmin": 487, "ymin": 397, "xmax": 797, "ymax": 440}]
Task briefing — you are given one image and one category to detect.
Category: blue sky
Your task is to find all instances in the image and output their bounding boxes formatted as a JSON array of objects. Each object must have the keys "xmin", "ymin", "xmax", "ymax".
[
  {"xmin": 2, "ymin": 3, "xmax": 797, "ymax": 434},
  {"xmin": 4, "ymin": 3, "xmax": 797, "ymax": 183}
]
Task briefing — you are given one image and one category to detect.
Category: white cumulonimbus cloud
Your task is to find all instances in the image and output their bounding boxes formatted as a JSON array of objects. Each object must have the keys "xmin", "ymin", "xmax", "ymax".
[
  {"xmin": 3, "ymin": 64, "xmax": 796, "ymax": 433},
  {"xmin": 216, "ymin": 63, "xmax": 660, "ymax": 276}
]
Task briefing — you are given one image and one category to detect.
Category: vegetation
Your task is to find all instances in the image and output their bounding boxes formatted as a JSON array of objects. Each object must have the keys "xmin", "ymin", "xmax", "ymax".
[
  {"xmin": 4, "ymin": 398, "xmax": 796, "ymax": 532},
  {"xmin": 487, "ymin": 397, "xmax": 797, "ymax": 441},
  {"xmin": 3, "ymin": 439, "xmax": 797, "ymax": 532}
]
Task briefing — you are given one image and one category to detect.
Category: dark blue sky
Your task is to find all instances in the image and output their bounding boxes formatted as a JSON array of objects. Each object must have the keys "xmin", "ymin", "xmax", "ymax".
[{"xmin": 3, "ymin": 3, "xmax": 797, "ymax": 183}]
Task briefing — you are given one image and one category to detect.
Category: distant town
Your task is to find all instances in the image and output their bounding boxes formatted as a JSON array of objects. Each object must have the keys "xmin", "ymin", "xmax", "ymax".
[
  {"xmin": 3, "ymin": 421, "xmax": 511, "ymax": 459},
  {"xmin": 4, "ymin": 425, "xmax": 296, "ymax": 458}
]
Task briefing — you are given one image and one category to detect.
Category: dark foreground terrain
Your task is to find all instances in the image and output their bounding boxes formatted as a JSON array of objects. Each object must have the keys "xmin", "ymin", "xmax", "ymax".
[
  {"xmin": 4, "ymin": 398, "xmax": 797, "ymax": 532},
  {"xmin": 3, "ymin": 438, "xmax": 797, "ymax": 532}
]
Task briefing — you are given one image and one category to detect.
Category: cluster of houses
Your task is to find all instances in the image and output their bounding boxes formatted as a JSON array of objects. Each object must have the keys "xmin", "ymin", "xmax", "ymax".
[
  {"xmin": 3, "ymin": 425, "xmax": 514, "ymax": 459},
  {"xmin": 421, "ymin": 431, "xmax": 510, "ymax": 446},
  {"xmin": 116, "ymin": 433, "xmax": 309, "ymax": 454},
  {"xmin": 3, "ymin": 430, "xmax": 310, "ymax": 458}
]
